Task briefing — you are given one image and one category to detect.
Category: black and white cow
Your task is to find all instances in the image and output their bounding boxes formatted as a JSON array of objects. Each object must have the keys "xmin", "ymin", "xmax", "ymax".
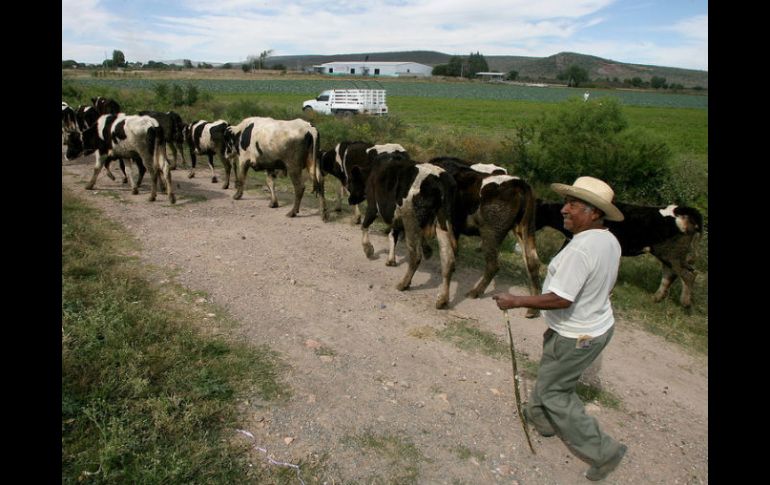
[
  {"xmin": 319, "ymin": 141, "xmax": 408, "ymax": 223},
  {"xmin": 429, "ymin": 157, "xmax": 542, "ymax": 317},
  {"xmin": 61, "ymin": 102, "xmax": 78, "ymax": 144},
  {"xmin": 91, "ymin": 96, "xmax": 121, "ymax": 115},
  {"xmin": 348, "ymin": 152, "xmax": 458, "ymax": 309},
  {"xmin": 75, "ymin": 105, "xmax": 99, "ymax": 132},
  {"xmin": 139, "ymin": 110, "xmax": 186, "ymax": 169},
  {"xmin": 64, "ymin": 114, "xmax": 175, "ymax": 204},
  {"xmin": 225, "ymin": 116, "xmax": 326, "ymax": 220},
  {"xmin": 535, "ymin": 199, "xmax": 703, "ymax": 308},
  {"xmin": 183, "ymin": 119, "xmax": 231, "ymax": 185}
]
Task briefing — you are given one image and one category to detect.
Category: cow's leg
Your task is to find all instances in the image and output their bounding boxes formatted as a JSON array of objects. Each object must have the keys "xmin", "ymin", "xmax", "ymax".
[
  {"xmin": 434, "ymin": 221, "xmax": 456, "ymax": 309},
  {"xmin": 168, "ymin": 143, "xmax": 178, "ymax": 170},
  {"xmin": 122, "ymin": 158, "xmax": 138, "ymax": 195},
  {"xmin": 286, "ymin": 171, "xmax": 304, "ymax": 217},
  {"xmin": 220, "ymin": 155, "xmax": 232, "ymax": 189},
  {"xmin": 467, "ymin": 229, "xmax": 502, "ymax": 299},
  {"xmin": 386, "ymin": 224, "xmax": 402, "ymax": 266},
  {"xmin": 84, "ymin": 153, "xmax": 107, "ymax": 190},
  {"xmin": 653, "ymin": 265, "xmax": 676, "ymax": 303},
  {"xmin": 158, "ymin": 150, "xmax": 176, "ymax": 204},
  {"xmin": 119, "ymin": 159, "xmax": 129, "ymax": 184},
  {"xmin": 360, "ymin": 205, "xmax": 379, "ymax": 258},
  {"xmin": 316, "ymin": 176, "xmax": 328, "ymax": 222},
  {"xmin": 515, "ymin": 225, "xmax": 543, "ymax": 319},
  {"xmin": 335, "ymin": 183, "xmax": 344, "ymax": 212},
  {"xmin": 103, "ymin": 159, "xmax": 117, "ymax": 181},
  {"xmin": 233, "ymin": 160, "xmax": 250, "ymax": 200},
  {"xmin": 396, "ymin": 215, "xmax": 423, "ymax": 292},
  {"xmin": 188, "ymin": 152, "xmax": 197, "ymax": 178},
  {"xmin": 264, "ymin": 171, "xmax": 279, "ymax": 207},
  {"xmin": 145, "ymin": 157, "xmax": 159, "ymax": 202},
  {"xmin": 177, "ymin": 143, "xmax": 188, "ymax": 168},
  {"xmin": 135, "ymin": 160, "xmax": 147, "ymax": 188},
  {"xmin": 676, "ymin": 264, "xmax": 696, "ymax": 308},
  {"xmin": 207, "ymin": 154, "xmax": 218, "ymax": 183}
]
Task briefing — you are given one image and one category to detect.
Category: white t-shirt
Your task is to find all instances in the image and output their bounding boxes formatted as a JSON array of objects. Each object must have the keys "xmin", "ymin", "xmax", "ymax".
[{"xmin": 542, "ymin": 228, "xmax": 621, "ymax": 338}]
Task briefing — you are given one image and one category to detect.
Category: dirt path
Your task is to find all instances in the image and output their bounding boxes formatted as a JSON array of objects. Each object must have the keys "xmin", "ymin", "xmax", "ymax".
[{"xmin": 62, "ymin": 156, "xmax": 707, "ymax": 484}]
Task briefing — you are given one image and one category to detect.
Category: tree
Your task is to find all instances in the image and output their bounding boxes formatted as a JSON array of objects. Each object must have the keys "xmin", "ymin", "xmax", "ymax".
[
  {"xmin": 558, "ymin": 65, "xmax": 589, "ymax": 87},
  {"xmin": 507, "ymin": 70, "xmax": 519, "ymax": 81},
  {"xmin": 183, "ymin": 59, "xmax": 193, "ymax": 68},
  {"xmin": 650, "ymin": 76, "xmax": 667, "ymax": 89},
  {"xmin": 112, "ymin": 50, "xmax": 126, "ymax": 68},
  {"xmin": 466, "ymin": 52, "xmax": 489, "ymax": 78},
  {"xmin": 259, "ymin": 49, "xmax": 273, "ymax": 69}
]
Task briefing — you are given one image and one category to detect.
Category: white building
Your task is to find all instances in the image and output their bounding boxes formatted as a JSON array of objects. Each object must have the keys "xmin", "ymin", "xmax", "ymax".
[{"xmin": 313, "ymin": 61, "xmax": 432, "ymax": 77}]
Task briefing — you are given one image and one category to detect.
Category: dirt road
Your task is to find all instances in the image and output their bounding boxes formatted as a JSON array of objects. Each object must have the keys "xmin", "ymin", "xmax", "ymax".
[{"xmin": 62, "ymin": 156, "xmax": 707, "ymax": 484}]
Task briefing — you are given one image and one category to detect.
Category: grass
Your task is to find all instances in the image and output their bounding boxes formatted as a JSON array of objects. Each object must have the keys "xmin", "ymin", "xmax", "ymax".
[
  {"xmin": 61, "ymin": 187, "xmax": 329, "ymax": 483},
  {"xmin": 341, "ymin": 430, "xmax": 424, "ymax": 484},
  {"xmin": 451, "ymin": 444, "xmax": 486, "ymax": 463}
]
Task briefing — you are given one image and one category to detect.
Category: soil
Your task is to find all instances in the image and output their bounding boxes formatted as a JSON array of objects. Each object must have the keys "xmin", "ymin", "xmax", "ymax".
[{"xmin": 61, "ymin": 155, "xmax": 707, "ymax": 485}]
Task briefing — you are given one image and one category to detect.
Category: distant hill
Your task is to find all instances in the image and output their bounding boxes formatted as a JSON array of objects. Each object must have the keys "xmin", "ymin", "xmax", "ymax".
[{"xmin": 262, "ymin": 50, "xmax": 708, "ymax": 88}]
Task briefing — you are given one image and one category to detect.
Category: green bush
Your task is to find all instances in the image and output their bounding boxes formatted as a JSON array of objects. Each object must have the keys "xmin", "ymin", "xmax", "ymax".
[{"xmin": 509, "ymin": 98, "xmax": 673, "ymax": 204}]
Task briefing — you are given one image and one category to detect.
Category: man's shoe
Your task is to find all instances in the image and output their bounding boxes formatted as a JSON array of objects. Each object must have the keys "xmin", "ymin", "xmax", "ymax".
[
  {"xmin": 523, "ymin": 407, "xmax": 556, "ymax": 437},
  {"xmin": 585, "ymin": 444, "xmax": 627, "ymax": 481}
]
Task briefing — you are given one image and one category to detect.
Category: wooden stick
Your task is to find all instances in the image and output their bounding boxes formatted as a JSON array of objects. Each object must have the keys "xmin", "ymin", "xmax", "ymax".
[{"xmin": 504, "ymin": 310, "xmax": 536, "ymax": 454}]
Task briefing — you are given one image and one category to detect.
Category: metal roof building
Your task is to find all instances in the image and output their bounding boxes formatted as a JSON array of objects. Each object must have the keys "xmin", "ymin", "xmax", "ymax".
[{"xmin": 313, "ymin": 61, "xmax": 432, "ymax": 77}]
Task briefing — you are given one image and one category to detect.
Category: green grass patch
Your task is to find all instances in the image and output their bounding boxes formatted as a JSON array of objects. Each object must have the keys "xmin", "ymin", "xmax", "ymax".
[
  {"xmin": 436, "ymin": 320, "xmax": 509, "ymax": 359},
  {"xmin": 451, "ymin": 444, "xmax": 486, "ymax": 463},
  {"xmin": 342, "ymin": 430, "xmax": 424, "ymax": 484},
  {"xmin": 62, "ymin": 188, "xmax": 301, "ymax": 483}
]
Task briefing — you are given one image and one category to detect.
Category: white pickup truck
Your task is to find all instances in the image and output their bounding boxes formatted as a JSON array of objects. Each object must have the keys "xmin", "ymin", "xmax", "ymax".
[{"xmin": 302, "ymin": 89, "xmax": 388, "ymax": 115}]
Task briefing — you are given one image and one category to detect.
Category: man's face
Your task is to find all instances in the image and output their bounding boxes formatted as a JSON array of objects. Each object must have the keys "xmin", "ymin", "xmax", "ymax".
[{"xmin": 560, "ymin": 196, "xmax": 598, "ymax": 233}]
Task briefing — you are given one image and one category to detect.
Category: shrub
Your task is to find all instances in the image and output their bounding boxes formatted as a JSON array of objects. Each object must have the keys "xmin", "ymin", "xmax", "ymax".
[{"xmin": 509, "ymin": 97, "xmax": 673, "ymax": 204}]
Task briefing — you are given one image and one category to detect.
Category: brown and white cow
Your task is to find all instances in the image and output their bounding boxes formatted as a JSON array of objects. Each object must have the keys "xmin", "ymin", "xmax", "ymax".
[
  {"xmin": 429, "ymin": 157, "xmax": 542, "ymax": 317},
  {"xmin": 348, "ymin": 152, "xmax": 457, "ymax": 309},
  {"xmin": 225, "ymin": 116, "xmax": 326, "ymax": 220},
  {"xmin": 319, "ymin": 141, "xmax": 408, "ymax": 223},
  {"xmin": 64, "ymin": 114, "xmax": 175, "ymax": 204},
  {"xmin": 535, "ymin": 199, "xmax": 703, "ymax": 308}
]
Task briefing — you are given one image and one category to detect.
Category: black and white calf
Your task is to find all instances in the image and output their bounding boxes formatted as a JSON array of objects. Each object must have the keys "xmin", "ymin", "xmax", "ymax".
[
  {"xmin": 183, "ymin": 119, "xmax": 230, "ymax": 185},
  {"xmin": 535, "ymin": 200, "xmax": 703, "ymax": 308},
  {"xmin": 224, "ymin": 116, "xmax": 326, "ymax": 220},
  {"xmin": 61, "ymin": 102, "xmax": 78, "ymax": 144},
  {"xmin": 348, "ymin": 153, "xmax": 457, "ymax": 309},
  {"xmin": 429, "ymin": 157, "xmax": 542, "ymax": 317},
  {"xmin": 139, "ymin": 111, "xmax": 186, "ymax": 170},
  {"xmin": 319, "ymin": 141, "xmax": 408, "ymax": 223},
  {"xmin": 64, "ymin": 114, "xmax": 175, "ymax": 204}
]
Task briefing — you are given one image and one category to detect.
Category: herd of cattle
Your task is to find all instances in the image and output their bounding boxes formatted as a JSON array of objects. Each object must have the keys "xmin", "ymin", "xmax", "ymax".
[{"xmin": 62, "ymin": 97, "xmax": 704, "ymax": 313}]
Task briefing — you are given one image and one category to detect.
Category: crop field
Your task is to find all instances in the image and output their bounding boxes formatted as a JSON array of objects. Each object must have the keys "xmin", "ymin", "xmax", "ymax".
[{"xmin": 69, "ymin": 77, "xmax": 708, "ymax": 109}]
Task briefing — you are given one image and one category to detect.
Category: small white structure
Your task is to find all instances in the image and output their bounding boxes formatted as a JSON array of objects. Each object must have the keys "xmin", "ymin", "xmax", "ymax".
[
  {"xmin": 584, "ymin": 92, "xmax": 590, "ymax": 102},
  {"xmin": 313, "ymin": 61, "xmax": 432, "ymax": 77},
  {"xmin": 476, "ymin": 72, "xmax": 506, "ymax": 82}
]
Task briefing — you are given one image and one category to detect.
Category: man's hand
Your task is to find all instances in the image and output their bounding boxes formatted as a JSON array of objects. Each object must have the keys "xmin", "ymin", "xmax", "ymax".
[{"xmin": 493, "ymin": 293, "xmax": 522, "ymax": 310}]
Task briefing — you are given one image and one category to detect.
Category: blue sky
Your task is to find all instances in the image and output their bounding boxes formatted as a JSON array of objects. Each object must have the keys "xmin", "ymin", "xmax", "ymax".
[{"xmin": 62, "ymin": 0, "xmax": 707, "ymax": 71}]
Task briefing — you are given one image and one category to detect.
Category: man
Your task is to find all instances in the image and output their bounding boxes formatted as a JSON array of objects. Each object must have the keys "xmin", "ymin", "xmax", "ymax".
[{"xmin": 493, "ymin": 176, "xmax": 627, "ymax": 481}]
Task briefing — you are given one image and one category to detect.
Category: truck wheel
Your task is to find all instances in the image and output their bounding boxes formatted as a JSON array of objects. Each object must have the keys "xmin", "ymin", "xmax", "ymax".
[{"xmin": 303, "ymin": 106, "xmax": 313, "ymax": 112}]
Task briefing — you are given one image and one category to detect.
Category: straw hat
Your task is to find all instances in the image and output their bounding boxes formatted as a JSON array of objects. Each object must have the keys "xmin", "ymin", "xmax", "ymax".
[{"xmin": 551, "ymin": 176, "xmax": 624, "ymax": 221}]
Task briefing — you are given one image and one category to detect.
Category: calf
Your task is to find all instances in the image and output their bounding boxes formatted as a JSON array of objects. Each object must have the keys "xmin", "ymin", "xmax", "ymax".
[
  {"xmin": 535, "ymin": 199, "xmax": 703, "ymax": 308},
  {"xmin": 139, "ymin": 110, "xmax": 186, "ymax": 169},
  {"xmin": 319, "ymin": 141, "xmax": 408, "ymax": 223},
  {"xmin": 64, "ymin": 114, "xmax": 175, "ymax": 204},
  {"xmin": 430, "ymin": 157, "xmax": 542, "ymax": 317},
  {"xmin": 183, "ymin": 119, "xmax": 230, "ymax": 185},
  {"xmin": 348, "ymin": 153, "xmax": 457, "ymax": 309},
  {"xmin": 225, "ymin": 116, "xmax": 326, "ymax": 220}
]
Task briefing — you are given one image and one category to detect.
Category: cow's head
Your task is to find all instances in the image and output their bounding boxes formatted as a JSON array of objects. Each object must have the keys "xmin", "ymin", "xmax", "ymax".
[
  {"xmin": 64, "ymin": 126, "xmax": 99, "ymax": 161},
  {"xmin": 347, "ymin": 166, "xmax": 367, "ymax": 205}
]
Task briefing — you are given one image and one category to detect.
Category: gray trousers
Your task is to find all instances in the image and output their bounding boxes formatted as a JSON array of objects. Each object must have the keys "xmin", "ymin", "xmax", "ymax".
[{"xmin": 528, "ymin": 326, "xmax": 621, "ymax": 466}]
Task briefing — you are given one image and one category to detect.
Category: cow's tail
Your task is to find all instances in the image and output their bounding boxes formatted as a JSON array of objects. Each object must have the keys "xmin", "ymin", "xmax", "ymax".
[
  {"xmin": 436, "ymin": 172, "xmax": 457, "ymax": 253},
  {"xmin": 307, "ymin": 127, "xmax": 323, "ymax": 195}
]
